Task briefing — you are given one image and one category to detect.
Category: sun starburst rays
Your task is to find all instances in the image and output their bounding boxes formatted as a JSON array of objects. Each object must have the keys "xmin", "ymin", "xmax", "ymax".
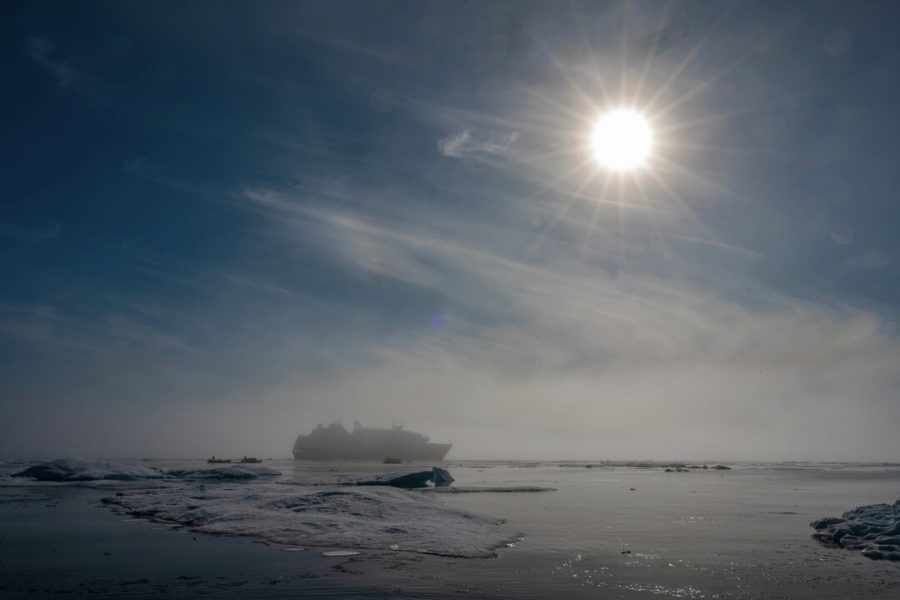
[
  {"xmin": 434, "ymin": 7, "xmax": 748, "ymax": 267},
  {"xmin": 495, "ymin": 19, "xmax": 746, "ymax": 265}
]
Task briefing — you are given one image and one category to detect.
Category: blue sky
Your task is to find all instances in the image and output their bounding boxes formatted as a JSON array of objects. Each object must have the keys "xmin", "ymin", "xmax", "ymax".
[{"xmin": 2, "ymin": 1, "xmax": 899, "ymax": 459}]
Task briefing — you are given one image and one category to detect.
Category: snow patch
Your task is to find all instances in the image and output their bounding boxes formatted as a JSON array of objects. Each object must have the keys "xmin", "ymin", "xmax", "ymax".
[
  {"xmin": 811, "ymin": 500, "xmax": 900, "ymax": 560},
  {"xmin": 103, "ymin": 483, "xmax": 517, "ymax": 558},
  {"xmin": 12, "ymin": 459, "xmax": 164, "ymax": 482}
]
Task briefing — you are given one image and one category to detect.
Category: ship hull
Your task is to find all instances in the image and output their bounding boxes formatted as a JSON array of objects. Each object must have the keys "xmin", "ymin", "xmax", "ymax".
[{"xmin": 293, "ymin": 442, "xmax": 452, "ymax": 461}]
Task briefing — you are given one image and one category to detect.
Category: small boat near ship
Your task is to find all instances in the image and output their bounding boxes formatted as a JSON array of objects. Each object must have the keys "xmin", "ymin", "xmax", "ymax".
[{"xmin": 207, "ymin": 456, "xmax": 263, "ymax": 464}]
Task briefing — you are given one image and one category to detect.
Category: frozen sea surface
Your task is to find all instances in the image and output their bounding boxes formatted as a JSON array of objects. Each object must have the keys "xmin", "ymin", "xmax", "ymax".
[
  {"xmin": 103, "ymin": 481, "xmax": 517, "ymax": 557},
  {"xmin": 11, "ymin": 458, "xmax": 165, "ymax": 481},
  {"xmin": 3, "ymin": 459, "xmax": 900, "ymax": 598},
  {"xmin": 10, "ymin": 458, "xmax": 281, "ymax": 482}
]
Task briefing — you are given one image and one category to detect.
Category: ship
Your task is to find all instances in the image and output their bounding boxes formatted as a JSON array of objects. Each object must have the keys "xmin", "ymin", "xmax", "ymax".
[{"xmin": 292, "ymin": 421, "xmax": 452, "ymax": 461}]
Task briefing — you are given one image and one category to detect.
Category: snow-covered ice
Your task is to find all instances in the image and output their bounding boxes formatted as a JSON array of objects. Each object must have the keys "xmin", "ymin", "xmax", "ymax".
[
  {"xmin": 11, "ymin": 459, "xmax": 281, "ymax": 482},
  {"xmin": 167, "ymin": 466, "xmax": 281, "ymax": 480},
  {"xmin": 12, "ymin": 459, "xmax": 164, "ymax": 482},
  {"xmin": 102, "ymin": 483, "xmax": 518, "ymax": 558},
  {"xmin": 811, "ymin": 500, "xmax": 900, "ymax": 560},
  {"xmin": 8, "ymin": 460, "xmax": 535, "ymax": 558}
]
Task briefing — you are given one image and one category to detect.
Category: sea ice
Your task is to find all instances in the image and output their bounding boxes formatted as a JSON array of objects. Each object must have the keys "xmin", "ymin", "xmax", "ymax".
[
  {"xmin": 12, "ymin": 459, "xmax": 164, "ymax": 482},
  {"xmin": 103, "ymin": 483, "xmax": 518, "ymax": 558},
  {"xmin": 811, "ymin": 500, "xmax": 900, "ymax": 560},
  {"xmin": 11, "ymin": 459, "xmax": 280, "ymax": 482},
  {"xmin": 432, "ymin": 466, "xmax": 454, "ymax": 486},
  {"xmin": 421, "ymin": 486, "xmax": 556, "ymax": 493},
  {"xmin": 356, "ymin": 467, "xmax": 455, "ymax": 488},
  {"xmin": 167, "ymin": 466, "xmax": 281, "ymax": 480}
]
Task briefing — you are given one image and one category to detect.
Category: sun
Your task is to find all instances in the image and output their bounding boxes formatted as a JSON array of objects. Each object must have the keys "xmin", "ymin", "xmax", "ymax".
[{"xmin": 590, "ymin": 109, "xmax": 653, "ymax": 171}]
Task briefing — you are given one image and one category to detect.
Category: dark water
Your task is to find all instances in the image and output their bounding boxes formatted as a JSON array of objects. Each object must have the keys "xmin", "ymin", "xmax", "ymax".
[
  {"xmin": 1, "ymin": 460, "xmax": 898, "ymax": 598},
  {"xmin": 435, "ymin": 462, "xmax": 900, "ymax": 599}
]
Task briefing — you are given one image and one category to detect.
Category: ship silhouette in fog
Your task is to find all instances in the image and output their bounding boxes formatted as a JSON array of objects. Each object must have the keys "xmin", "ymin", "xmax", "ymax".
[{"xmin": 292, "ymin": 421, "xmax": 452, "ymax": 461}]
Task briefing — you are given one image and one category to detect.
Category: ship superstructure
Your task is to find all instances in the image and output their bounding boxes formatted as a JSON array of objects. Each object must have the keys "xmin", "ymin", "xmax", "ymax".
[{"xmin": 292, "ymin": 422, "xmax": 452, "ymax": 461}]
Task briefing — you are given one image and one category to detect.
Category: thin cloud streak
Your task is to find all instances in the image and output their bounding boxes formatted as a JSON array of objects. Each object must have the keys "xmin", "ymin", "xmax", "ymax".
[
  {"xmin": 437, "ymin": 130, "xmax": 521, "ymax": 159},
  {"xmin": 23, "ymin": 37, "xmax": 76, "ymax": 86},
  {"xmin": 223, "ymin": 178, "xmax": 900, "ymax": 460}
]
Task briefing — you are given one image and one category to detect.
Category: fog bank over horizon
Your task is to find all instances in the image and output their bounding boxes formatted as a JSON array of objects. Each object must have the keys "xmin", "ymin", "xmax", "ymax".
[{"xmin": 2, "ymin": 2, "xmax": 899, "ymax": 462}]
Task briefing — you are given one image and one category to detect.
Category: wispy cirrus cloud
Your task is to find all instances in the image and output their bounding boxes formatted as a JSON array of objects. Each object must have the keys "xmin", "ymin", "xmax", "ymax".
[
  {"xmin": 236, "ymin": 184, "xmax": 895, "ymax": 368},
  {"xmin": 0, "ymin": 303, "xmax": 193, "ymax": 359},
  {"xmin": 229, "ymin": 182, "xmax": 900, "ymax": 460},
  {"xmin": 437, "ymin": 129, "xmax": 521, "ymax": 159},
  {"xmin": 24, "ymin": 37, "xmax": 76, "ymax": 87}
]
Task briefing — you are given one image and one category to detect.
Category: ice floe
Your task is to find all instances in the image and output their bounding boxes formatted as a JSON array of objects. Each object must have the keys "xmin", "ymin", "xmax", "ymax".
[
  {"xmin": 10, "ymin": 459, "xmax": 281, "ymax": 482},
  {"xmin": 357, "ymin": 467, "xmax": 454, "ymax": 488},
  {"xmin": 102, "ymin": 483, "xmax": 518, "ymax": 558},
  {"xmin": 12, "ymin": 459, "xmax": 164, "ymax": 482},
  {"xmin": 167, "ymin": 466, "xmax": 281, "ymax": 480},
  {"xmin": 811, "ymin": 500, "xmax": 900, "ymax": 560}
]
